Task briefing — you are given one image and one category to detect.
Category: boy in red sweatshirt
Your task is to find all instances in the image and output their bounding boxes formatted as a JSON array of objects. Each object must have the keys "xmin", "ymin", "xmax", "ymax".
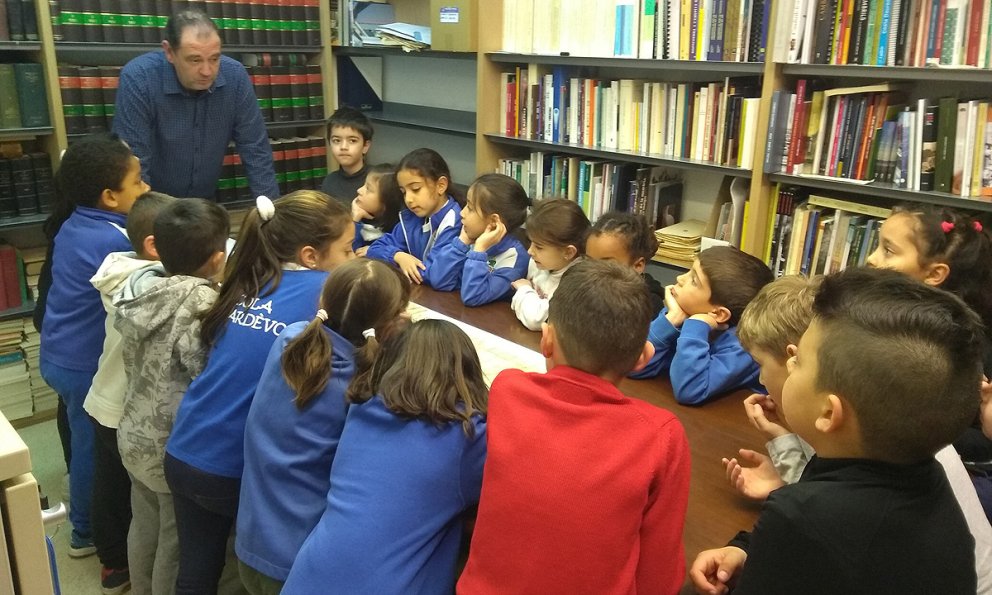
[{"xmin": 458, "ymin": 260, "xmax": 691, "ymax": 595}]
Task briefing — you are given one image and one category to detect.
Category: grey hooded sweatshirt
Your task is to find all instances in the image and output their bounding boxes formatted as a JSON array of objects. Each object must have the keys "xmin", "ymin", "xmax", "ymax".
[{"xmin": 114, "ymin": 264, "xmax": 218, "ymax": 493}]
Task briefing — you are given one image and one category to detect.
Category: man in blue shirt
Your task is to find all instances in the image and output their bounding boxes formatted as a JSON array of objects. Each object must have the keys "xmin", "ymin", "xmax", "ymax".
[{"xmin": 113, "ymin": 10, "xmax": 279, "ymax": 200}]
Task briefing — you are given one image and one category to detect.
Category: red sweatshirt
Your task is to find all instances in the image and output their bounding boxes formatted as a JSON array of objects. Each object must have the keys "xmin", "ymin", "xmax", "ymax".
[{"xmin": 458, "ymin": 366, "xmax": 691, "ymax": 595}]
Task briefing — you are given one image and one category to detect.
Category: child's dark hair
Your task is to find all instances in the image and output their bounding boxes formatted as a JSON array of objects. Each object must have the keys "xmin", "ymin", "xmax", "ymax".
[
  {"xmin": 125, "ymin": 191, "xmax": 176, "ymax": 254},
  {"xmin": 397, "ymin": 148, "xmax": 466, "ymax": 207},
  {"xmin": 327, "ymin": 105, "xmax": 373, "ymax": 143},
  {"xmin": 589, "ymin": 212, "xmax": 659, "ymax": 262},
  {"xmin": 154, "ymin": 198, "xmax": 230, "ymax": 276},
  {"xmin": 365, "ymin": 163, "xmax": 403, "ymax": 232},
  {"xmin": 165, "ymin": 9, "xmax": 219, "ymax": 48},
  {"xmin": 891, "ymin": 204, "xmax": 992, "ymax": 330},
  {"xmin": 813, "ymin": 267, "xmax": 983, "ymax": 463},
  {"xmin": 283, "ymin": 258, "xmax": 410, "ymax": 409},
  {"xmin": 549, "ymin": 260, "xmax": 653, "ymax": 377},
  {"xmin": 347, "ymin": 319, "xmax": 488, "ymax": 437},
  {"xmin": 45, "ymin": 133, "xmax": 134, "ymax": 241},
  {"xmin": 697, "ymin": 246, "xmax": 774, "ymax": 326},
  {"xmin": 526, "ymin": 198, "xmax": 591, "ymax": 254},
  {"xmin": 470, "ymin": 173, "xmax": 532, "ymax": 235},
  {"xmin": 200, "ymin": 190, "xmax": 352, "ymax": 347}
]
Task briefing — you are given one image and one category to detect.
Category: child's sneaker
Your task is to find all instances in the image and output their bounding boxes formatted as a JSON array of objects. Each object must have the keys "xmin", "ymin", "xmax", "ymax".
[
  {"xmin": 100, "ymin": 567, "xmax": 130, "ymax": 595},
  {"xmin": 68, "ymin": 531, "xmax": 96, "ymax": 558}
]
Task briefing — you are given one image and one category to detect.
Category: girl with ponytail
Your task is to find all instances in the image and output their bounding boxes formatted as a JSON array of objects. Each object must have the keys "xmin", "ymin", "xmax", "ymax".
[
  {"xmin": 163, "ymin": 190, "xmax": 355, "ymax": 593},
  {"xmin": 236, "ymin": 258, "xmax": 410, "ymax": 593}
]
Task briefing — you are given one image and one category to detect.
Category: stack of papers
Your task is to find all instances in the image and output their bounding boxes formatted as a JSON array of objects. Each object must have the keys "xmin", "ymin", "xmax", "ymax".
[
  {"xmin": 407, "ymin": 302, "xmax": 545, "ymax": 386},
  {"xmin": 21, "ymin": 320, "xmax": 56, "ymax": 414},
  {"xmin": 655, "ymin": 219, "xmax": 707, "ymax": 266},
  {"xmin": 376, "ymin": 22, "xmax": 431, "ymax": 51}
]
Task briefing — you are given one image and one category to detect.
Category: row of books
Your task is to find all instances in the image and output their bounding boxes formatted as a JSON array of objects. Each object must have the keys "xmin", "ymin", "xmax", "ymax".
[
  {"xmin": 216, "ymin": 135, "xmax": 327, "ymax": 203},
  {"xmin": 0, "ymin": 63, "xmax": 50, "ymax": 129},
  {"xmin": 497, "ymin": 150, "xmax": 684, "ymax": 228},
  {"xmin": 22, "ymin": 320, "xmax": 57, "ymax": 416},
  {"xmin": 0, "ymin": 244, "xmax": 26, "ymax": 312},
  {"xmin": 782, "ymin": 0, "xmax": 992, "ymax": 68},
  {"xmin": 764, "ymin": 80, "xmax": 992, "ymax": 197},
  {"xmin": 51, "ymin": 0, "xmax": 321, "ymax": 46},
  {"xmin": 766, "ymin": 189, "xmax": 892, "ymax": 277},
  {"xmin": 58, "ymin": 65, "xmax": 119, "ymax": 135},
  {"xmin": 499, "ymin": 67, "xmax": 764, "ymax": 169},
  {"xmin": 58, "ymin": 62, "xmax": 323, "ymax": 136},
  {"xmin": 501, "ymin": 0, "xmax": 768, "ymax": 63},
  {"xmin": 0, "ymin": 344, "xmax": 32, "ymax": 421},
  {"xmin": 0, "ymin": 153, "xmax": 54, "ymax": 218},
  {"xmin": 247, "ymin": 65, "xmax": 323, "ymax": 123},
  {"xmin": 0, "ymin": 0, "xmax": 39, "ymax": 41}
]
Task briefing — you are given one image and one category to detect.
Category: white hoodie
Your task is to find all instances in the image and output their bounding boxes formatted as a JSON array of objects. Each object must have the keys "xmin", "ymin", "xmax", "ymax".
[{"xmin": 82, "ymin": 251, "xmax": 157, "ymax": 428}]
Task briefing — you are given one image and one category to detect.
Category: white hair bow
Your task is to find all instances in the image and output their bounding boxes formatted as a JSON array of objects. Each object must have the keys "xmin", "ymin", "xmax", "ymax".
[{"xmin": 255, "ymin": 195, "xmax": 275, "ymax": 222}]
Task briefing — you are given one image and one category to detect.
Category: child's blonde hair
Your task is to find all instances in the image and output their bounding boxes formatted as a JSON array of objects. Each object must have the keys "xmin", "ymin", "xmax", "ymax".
[
  {"xmin": 737, "ymin": 275, "xmax": 822, "ymax": 357},
  {"xmin": 282, "ymin": 258, "xmax": 410, "ymax": 409}
]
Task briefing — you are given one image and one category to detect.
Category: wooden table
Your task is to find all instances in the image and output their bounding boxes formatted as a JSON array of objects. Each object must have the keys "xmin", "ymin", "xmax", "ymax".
[{"xmin": 411, "ymin": 287, "xmax": 766, "ymax": 594}]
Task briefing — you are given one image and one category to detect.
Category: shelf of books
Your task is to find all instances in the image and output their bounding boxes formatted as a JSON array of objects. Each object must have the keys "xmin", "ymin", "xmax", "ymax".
[
  {"xmin": 489, "ymin": 53, "xmax": 766, "ymax": 75},
  {"xmin": 0, "ymin": 42, "xmax": 42, "ymax": 51},
  {"xmin": 746, "ymin": 0, "xmax": 992, "ymax": 274}
]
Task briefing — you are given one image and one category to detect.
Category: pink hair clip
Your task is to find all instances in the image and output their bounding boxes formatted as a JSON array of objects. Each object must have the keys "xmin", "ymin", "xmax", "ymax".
[
  {"xmin": 974, "ymin": 221, "xmax": 984, "ymax": 232},
  {"xmin": 941, "ymin": 221, "xmax": 954, "ymax": 233}
]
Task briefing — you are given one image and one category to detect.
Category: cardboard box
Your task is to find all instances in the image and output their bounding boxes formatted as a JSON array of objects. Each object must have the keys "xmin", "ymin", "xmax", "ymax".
[{"xmin": 430, "ymin": 0, "xmax": 477, "ymax": 52}]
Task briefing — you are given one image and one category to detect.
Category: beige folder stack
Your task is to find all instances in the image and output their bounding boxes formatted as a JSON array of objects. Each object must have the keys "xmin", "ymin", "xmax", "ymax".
[{"xmin": 655, "ymin": 219, "xmax": 707, "ymax": 266}]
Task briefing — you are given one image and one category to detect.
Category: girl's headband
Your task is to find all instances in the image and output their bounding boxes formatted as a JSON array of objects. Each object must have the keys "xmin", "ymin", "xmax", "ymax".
[{"xmin": 256, "ymin": 195, "xmax": 275, "ymax": 223}]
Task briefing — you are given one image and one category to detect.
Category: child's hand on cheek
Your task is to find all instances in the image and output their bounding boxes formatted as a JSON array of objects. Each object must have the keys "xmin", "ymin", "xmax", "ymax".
[
  {"xmin": 663, "ymin": 285, "xmax": 687, "ymax": 327},
  {"xmin": 459, "ymin": 226, "xmax": 473, "ymax": 246},
  {"xmin": 394, "ymin": 253, "xmax": 426, "ymax": 284},
  {"xmin": 474, "ymin": 221, "xmax": 507, "ymax": 253},
  {"xmin": 689, "ymin": 312, "xmax": 727, "ymax": 330},
  {"xmin": 352, "ymin": 198, "xmax": 373, "ymax": 222},
  {"xmin": 743, "ymin": 393, "xmax": 791, "ymax": 438}
]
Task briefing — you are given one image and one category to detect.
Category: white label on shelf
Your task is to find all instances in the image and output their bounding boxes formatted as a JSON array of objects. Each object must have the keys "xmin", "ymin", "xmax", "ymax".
[{"xmin": 439, "ymin": 7, "xmax": 460, "ymax": 23}]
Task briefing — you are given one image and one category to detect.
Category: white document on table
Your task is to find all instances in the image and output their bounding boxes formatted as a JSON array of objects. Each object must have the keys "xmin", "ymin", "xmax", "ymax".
[{"xmin": 407, "ymin": 302, "xmax": 547, "ymax": 386}]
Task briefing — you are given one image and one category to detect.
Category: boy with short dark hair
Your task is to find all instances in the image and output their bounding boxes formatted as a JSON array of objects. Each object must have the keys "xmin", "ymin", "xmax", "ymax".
[
  {"xmin": 691, "ymin": 268, "xmax": 981, "ymax": 595},
  {"xmin": 320, "ymin": 106, "xmax": 373, "ymax": 204},
  {"xmin": 458, "ymin": 260, "xmax": 691, "ymax": 595},
  {"xmin": 114, "ymin": 198, "xmax": 230, "ymax": 595},
  {"xmin": 631, "ymin": 245, "xmax": 774, "ymax": 405},
  {"xmin": 84, "ymin": 190, "xmax": 175, "ymax": 593}
]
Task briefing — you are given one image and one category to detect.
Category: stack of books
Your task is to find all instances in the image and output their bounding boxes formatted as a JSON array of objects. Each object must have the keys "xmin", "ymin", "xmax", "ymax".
[
  {"xmin": 0, "ymin": 63, "xmax": 50, "ymax": 129},
  {"xmin": 0, "ymin": 153, "xmax": 55, "ymax": 218},
  {"xmin": 0, "ymin": 321, "xmax": 30, "ymax": 421},
  {"xmin": 655, "ymin": 219, "xmax": 707, "ymax": 266},
  {"xmin": 21, "ymin": 319, "xmax": 55, "ymax": 415}
]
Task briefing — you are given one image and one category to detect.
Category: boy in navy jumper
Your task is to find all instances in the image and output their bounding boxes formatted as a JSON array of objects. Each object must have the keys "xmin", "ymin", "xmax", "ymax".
[
  {"xmin": 631, "ymin": 245, "xmax": 773, "ymax": 405},
  {"xmin": 691, "ymin": 268, "xmax": 979, "ymax": 595},
  {"xmin": 320, "ymin": 107, "xmax": 372, "ymax": 205}
]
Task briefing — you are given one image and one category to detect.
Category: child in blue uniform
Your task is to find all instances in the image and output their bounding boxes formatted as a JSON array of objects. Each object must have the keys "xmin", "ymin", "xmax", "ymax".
[
  {"xmin": 366, "ymin": 148, "xmax": 463, "ymax": 286},
  {"xmin": 429, "ymin": 173, "xmax": 531, "ymax": 306},
  {"xmin": 631, "ymin": 246, "xmax": 773, "ymax": 405},
  {"xmin": 39, "ymin": 133, "xmax": 149, "ymax": 558},
  {"xmin": 282, "ymin": 319, "xmax": 488, "ymax": 595},
  {"xmin": 163, "ymin": 190, "xmax": 356, "ymax": 594},
  {"xmin": 236, "ymin": 258, "xmax": 411, "ymax": 594},
  {"xmin": 351, "ymin": 163, "xmax": 404, "ymax": 255}
]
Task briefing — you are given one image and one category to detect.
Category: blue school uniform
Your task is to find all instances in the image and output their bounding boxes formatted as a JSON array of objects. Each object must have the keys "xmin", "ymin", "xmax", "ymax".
[
  {"xmin": 281, "ymin": 396, "xmax": 486, "ymax": 595},
  {"xmin": 166, "ymin": 269, "xmax": 328, "ymax": 478},
  {"xmin": 365, "ymin": 197, "xmax": 460, "ymax": 288},
  {"xmin": 236, "ymin": 321, "xmax": 355, "ymax": 581},
  {"xmin": 429, "ymin": 235, "xmax": 530, "ymax": 306},
  {"xmin": 630, "ymin": 309, "xmax": 762, "ymax": 405},
  {"xmin": 41, "ymin": 206, "xmax": 130, "ymax": 372}
]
